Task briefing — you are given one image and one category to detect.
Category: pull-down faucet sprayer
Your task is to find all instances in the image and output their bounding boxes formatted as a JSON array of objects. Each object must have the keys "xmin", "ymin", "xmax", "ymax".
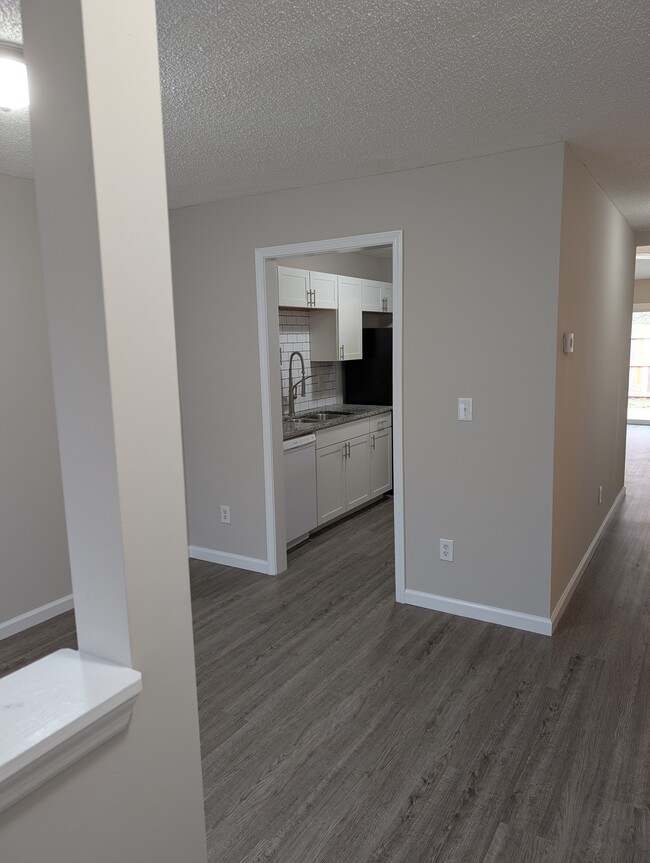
[{"xmin": 288, "ymin": 350, "xmax": 305, "ymax": 417}]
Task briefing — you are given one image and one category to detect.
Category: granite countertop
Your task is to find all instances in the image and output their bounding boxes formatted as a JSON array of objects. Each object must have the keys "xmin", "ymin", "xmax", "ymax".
[{"xmin": 283, "ymin": 404, "xmax": 392, "ymax": 440}]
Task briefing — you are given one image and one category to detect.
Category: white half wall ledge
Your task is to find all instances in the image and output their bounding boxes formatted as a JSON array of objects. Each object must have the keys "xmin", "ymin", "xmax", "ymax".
[
  {"xmin": 404, "ymin": 589, "xmax": 553, "ymax": 636},
  {"xmin": 0, "ymin": 595, "xmax": 74, "ymax": 641},
  {"xmin": 188, "ymin": 546, "xmax": 269, "ymax": 575},
  {"xmin": 0, "ymin": 649, "xmax": 142, "ymax": 814},
  {"xmin": 551, "ymin": 486, "xmax": 626, "ymax": 631}
]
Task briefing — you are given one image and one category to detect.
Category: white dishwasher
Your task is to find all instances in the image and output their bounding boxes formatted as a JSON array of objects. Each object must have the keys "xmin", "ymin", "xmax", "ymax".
[{"xmin": 283, "ymin": 433, "xmax": 317, "ymax": 548}]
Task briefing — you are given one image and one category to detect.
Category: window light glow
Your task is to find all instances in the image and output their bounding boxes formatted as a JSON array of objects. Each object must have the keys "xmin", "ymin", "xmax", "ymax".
[{"xmin": 0, "ymin": 51, "xmax": 29, "ymax": 112}]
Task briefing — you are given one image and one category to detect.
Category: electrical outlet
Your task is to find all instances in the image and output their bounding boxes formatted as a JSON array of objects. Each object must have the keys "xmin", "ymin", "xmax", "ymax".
[
  {"xmin": 440, "ymin": 539, "xmax": 454, "ymax": 561},
  {"xmin": 220, "ymin": 505, "xmax": 231, "ymax": 524},
  {"xmin": 598, "ymin": 485, "xmax": 603, "ymax": 505}
]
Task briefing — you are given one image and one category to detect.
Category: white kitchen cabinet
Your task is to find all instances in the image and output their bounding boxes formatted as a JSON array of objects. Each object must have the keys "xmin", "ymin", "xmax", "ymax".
[
  {"xmin": 278, "ymin": 266, "xmax": 338, "ymax": 309},
  {"xmin": 362, "ymin": 279, "xmax": 393, "ymax": 313},
  {"xmin": 309, "ymin": 271, "xmax": 338, "ymax": 308},
  {"xmin": 316, "ymin": 434, "xmax": 369, "ymax": 526},
  {"xmin": 338, "ymin": 277, "xmax": 363, "ymax": 360},
  {"xmin": 310, "ymin": 275, "xmax": 363, "ymax": 362},
  {"xmin": 315, "ymin": 415, "xmax": 394, "ymax": 525},
  {"xmin": 316, "ymin": 418, "xmax": 370, "ymax": 526},
  {"xmin": 370, "ymin": 427, "xmax": 392, "ymax": 497},
  {"xmin": 278, "ymin": 266, "xmax": 310, "ymax": 308},
  {"xmin": 345, "ymin": 434, "xmax": 371, "ymax": 509},
  {"xmin": 316, "ymin": 442, "xmax": 346, "ymax": 525}
]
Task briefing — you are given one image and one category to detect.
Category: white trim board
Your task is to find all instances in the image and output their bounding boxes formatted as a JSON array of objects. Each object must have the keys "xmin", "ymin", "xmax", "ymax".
[
  {"xmin": 0, "ymin": 595, "xmax": 74, "ymax": 641},
  {"xmin": 0, "ymin": 649, "xmax": 141, "ymax": 814},
  {"xmin": 551, "ymin": 487, "xmax": 626, "ymax": 631},
  {"xmin": 189, "ymin": 545, "xmax": 269, "ymax": 575},
  {"xmin": 255, "ymin": 230, "xmax": 406, "ymax": 602},
  {"xmin": 404, "ymin": 589, "xmax": 553, "ymax": 636}
]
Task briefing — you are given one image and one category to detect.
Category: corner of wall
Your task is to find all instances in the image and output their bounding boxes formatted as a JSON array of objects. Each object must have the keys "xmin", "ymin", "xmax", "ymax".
[{"xmin": 550, "ymin": 146, "xmax": 636, "ymax": 618}]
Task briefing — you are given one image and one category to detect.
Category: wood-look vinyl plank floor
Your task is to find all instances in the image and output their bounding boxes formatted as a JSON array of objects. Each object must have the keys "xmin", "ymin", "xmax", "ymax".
[{"xmin": 2, "ymin": 427, "xmax": 650, "ymax": 862}]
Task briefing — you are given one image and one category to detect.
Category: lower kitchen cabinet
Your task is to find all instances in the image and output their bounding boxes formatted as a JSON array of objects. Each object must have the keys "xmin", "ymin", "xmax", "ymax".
[
  {"xmin": 345, "ymin": 433, "xmax": 371, "ymax": 509},
  {"xmin": 316, "ymin": 432, "xmax": 370, "ymax": 526},
  {"xmin": 370, "ymin": 427, "xmax": 392, "ymax": 496},
  {"xmin": 315, "ymin": 413, "xmax": 391, "ymax": 527},
  {"xmin": 316, "ymin": 441, "xmax": 346, "ymax": 524}
]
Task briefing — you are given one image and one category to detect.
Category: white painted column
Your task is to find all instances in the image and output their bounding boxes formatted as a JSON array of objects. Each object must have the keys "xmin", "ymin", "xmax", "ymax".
[
  {"xmin": 21, "ymin": 0, "xmax": 177, "ymax": 666},
  {"xmin": 11, "ymin": 1, "xmax": 208, "ymax": 860}
]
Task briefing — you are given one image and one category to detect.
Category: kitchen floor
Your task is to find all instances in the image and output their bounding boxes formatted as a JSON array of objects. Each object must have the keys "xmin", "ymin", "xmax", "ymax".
[{"xmin": 2, "ymin": 430, "xmax": 650, "ymax": 861}]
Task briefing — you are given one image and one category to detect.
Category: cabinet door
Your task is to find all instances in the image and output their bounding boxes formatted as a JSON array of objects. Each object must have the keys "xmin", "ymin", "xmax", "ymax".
[
  {"xmin": 361, "ymin": 279, "xmax": 383, "ymax": 312},
  {"xmin": 370, "ymin": 428, "xmax": 392, "ymax": 497},
  {"xmin": 310, "ymin": 271, "xmax": 338, "ymax": 309},
  {"xmin": 382, "ymin": 284, "xmax": 393, "ymax": 313},
  {"xmin": 345, "ymin": 434, "xmax": 371, "ymax": 510},
  {"xmin": 278, "ymin": 266, "xmax": 309, "ymax": 308},
  {"xmin": 316, "ymin": 441, "xmax": 346, "ymax": 525},
  {"xmin": 338, "ymin": 276, "xmax": 363, "ymax": 361}
]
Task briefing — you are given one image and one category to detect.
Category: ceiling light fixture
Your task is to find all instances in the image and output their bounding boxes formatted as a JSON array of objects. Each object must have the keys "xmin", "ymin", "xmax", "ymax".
[{"xmin": 0, "ymin": 41, "xmax": 29, "ymax": 112}]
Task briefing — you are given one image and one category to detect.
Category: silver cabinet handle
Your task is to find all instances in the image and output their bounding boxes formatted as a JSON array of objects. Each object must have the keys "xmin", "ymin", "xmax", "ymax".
[
  {"xmin": 340, "ymin": 345, "xmax": 344, "ymax": 360},
  {"xmin": 371, "ymin": 433, "xmax": 376, "ymax": 449},
  {"xmin": 347, "ymin": 441, "xmax": 351, "ymax": 457}
]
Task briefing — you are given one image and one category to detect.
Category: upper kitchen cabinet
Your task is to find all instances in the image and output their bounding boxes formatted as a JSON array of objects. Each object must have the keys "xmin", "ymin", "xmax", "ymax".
[
  {"xmin": 338, "ymin": 277, "xmax": 363, "ymax": 360},
  {"xmin": 361, "ymin": 279, "xmax": 393, "ymax": 313},
  {"xmin": 309, "ymin": 271, "xmax": 338, "ymax": 309},
  {"xmin": 278, "ymin": 266, "xmax": 310, "ymax": 308},
  {"xmin": 311, "ymin": 276, "xmax": 363, "ymax": 362},
  {"xmin": 278, "ymin": 265, "xmax": 338, "ymax": 309}
]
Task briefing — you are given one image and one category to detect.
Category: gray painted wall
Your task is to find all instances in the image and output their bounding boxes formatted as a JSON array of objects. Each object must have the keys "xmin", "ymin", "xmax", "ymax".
[
  {"xmin": 0, "ymin": 173, "xmax": 70, "ymax": 628},
  {"xmin": 551, "ymin": 147, "xmax": 636, "ymax": 610},
  {"xmin": 634, "ymin": 279, "xmax": 650, "ymax": 304},
  {"xmin": 171, "ymin": 142, "xmax": 565, "ymax": 617}
]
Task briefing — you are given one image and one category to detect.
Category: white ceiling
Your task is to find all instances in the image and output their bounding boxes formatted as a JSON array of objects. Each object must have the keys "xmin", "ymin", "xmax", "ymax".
[{"xmin": 1, "ymin": 0, "xmax": 650, "ymax": 229}]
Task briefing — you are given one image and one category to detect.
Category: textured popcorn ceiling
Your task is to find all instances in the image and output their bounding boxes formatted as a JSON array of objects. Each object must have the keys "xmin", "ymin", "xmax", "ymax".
[{"xmin": 1, "ymin": 0, "xmax": 649, "ymax": 228}]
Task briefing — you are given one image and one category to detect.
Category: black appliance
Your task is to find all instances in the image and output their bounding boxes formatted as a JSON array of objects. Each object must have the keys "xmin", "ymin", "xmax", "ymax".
[{"xmin": 343, "ymin": 328, "xmax": 392, "ymax": 406}]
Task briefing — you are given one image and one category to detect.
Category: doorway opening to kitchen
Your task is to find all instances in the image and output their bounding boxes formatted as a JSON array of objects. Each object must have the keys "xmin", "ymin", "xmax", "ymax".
[
  {"xmin": 628, "ymin": 245, "xmax": 650, "ymax": 425},
  {"xmin": 255, "ymin": 231, "xmax": 405, "ymax": 602}
]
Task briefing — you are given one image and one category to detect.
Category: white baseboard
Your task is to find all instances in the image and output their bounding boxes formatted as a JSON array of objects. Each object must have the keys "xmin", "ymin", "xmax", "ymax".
[
  {"xmin": 551, "ymin": 486, "xmax": 626, "ymax": 631},
  {"xmin": 188, "ymin": 545, "xmax": 269, "ymax": 574},
  {"xmin": 0, "ymin": 595, "xmax": 74, "ymax": 641},
  {"xmin": 404, "ymin": 589, "xmax": 552, "ymax": 636}
]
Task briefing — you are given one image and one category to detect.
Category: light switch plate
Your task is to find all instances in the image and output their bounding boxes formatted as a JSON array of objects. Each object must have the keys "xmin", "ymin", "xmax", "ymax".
[{"xmin": 458, "ymin": 397, "xmax": 473, "ymax": 421}]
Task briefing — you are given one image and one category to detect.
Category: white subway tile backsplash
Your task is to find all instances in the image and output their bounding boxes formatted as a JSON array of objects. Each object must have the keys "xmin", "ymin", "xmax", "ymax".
[{"xmin": 279, "ymin": 312, "xmax": 338, "ymax": 413}]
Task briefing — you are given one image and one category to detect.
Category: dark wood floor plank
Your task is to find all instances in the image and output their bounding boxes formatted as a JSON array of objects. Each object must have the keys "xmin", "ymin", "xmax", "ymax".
[
  {"xmin": 2, "ymin": 428, "xmax": 650, "ymax": 863},
  {"xmin": 482, "ymin": 822, "xmax": 559, "ymax": 863}
]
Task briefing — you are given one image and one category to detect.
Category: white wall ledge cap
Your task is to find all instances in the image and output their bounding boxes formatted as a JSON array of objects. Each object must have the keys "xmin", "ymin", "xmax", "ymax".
[{"xmin": 0, "ymin": 648, "xmax": 142, "ymax": 813}]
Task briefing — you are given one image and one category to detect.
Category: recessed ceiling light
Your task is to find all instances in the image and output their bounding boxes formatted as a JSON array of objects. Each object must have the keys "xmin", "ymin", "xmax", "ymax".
[{"xmin": 0, "ymin": 42, "xmax": 29, "ymax": 112}]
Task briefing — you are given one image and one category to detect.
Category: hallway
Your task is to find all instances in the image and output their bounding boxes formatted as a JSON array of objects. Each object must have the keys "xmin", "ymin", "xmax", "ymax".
[{"xmin": 2, "ymin": 429, "xmax": 649, "ymax": 861}]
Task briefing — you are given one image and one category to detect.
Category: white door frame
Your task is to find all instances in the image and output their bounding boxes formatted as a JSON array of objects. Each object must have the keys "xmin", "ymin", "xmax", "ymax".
[{"xmin": 255, "ymin": 230, "xmax": 405, "ymax": 602}]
